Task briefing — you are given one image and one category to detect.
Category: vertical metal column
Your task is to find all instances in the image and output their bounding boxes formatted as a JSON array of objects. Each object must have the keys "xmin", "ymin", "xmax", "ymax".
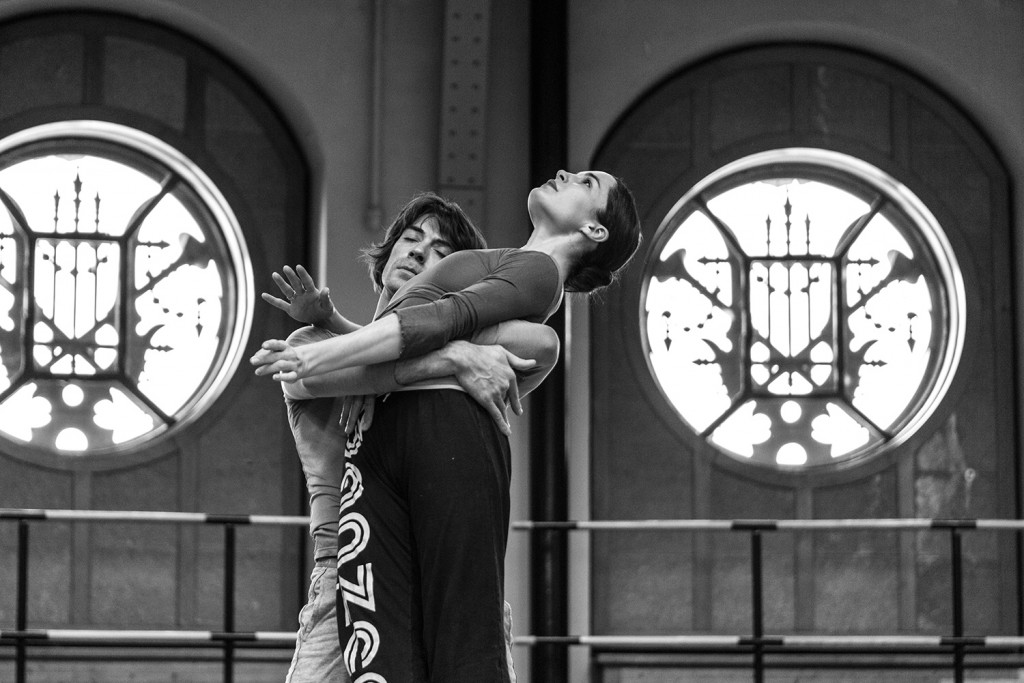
[
  {"xmin": 750, "ymin": 530, "xmax": 765, "ymax": 683},
  {"xmin": 438, "ymin": 0, "xmax": 491, "ymax": 226},
  {"xmin": 1018, "ymin": 527, "xmax": 1023, "ymax": 638},
  {"xmin": 529, "ymin": 0, "xmax": 568, "ymax": 681},
  {"xmin": 950, "ymin": 527, "xmax": 965, "ymax": 683},
  {"xmin": 16, "ymin": 520, "xmax": 28, "ymax": 683},
  {"xmin": 223, "ymin": 523, "xmax": 236, "ymax": 683}
]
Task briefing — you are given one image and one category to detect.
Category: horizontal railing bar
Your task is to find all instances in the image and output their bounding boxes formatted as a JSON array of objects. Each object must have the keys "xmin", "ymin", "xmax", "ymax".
[
  {"xmin": 977, "ymin": 636, "xmax": 1024, "ymax": 647},
  {"xmin": 779, "ymin": 636, "xmax": 995, "ymax": 647},
  {"xmin": 0, "ymin": 652, "xmax": 291, "ymax": 662},
  {"xmin": 4, "ymin": 510, "xmax": 1023, "ymax": 531},
  {"xmin": 512, "ymin": 519, "xmax": 1024, "ymax": 531},
  {"xmin": 3, "ymin": 651, "xmax": 1022, "ymax": 672},
  {"xmin": 516, "ymin": 635, "xmax": 744, "ymax": 646},
  {"xmin": 514, "ymin": 520, "xmax": 736, "ymax": 531},
  {"xmin": 513, "ymin": 635, "xmax": 1024, "ymax": 648},
  {"xmin": 594, "ymin": 653, "xmax": 1024, "ymax": 670},
  {"xmin": 0, "ymin": 509, "xmax": 309, "ymax": 526},
  {"xmin": 0, "ymin": 630, "xmax": 296, "ymax": 643},
  {"xmin": 974, "ymin": 520, "xmax": 1024, "ymax": 530},
  {"xmin": 5, "ymin": 629, "xmax": 1020, "ymax": 650}
]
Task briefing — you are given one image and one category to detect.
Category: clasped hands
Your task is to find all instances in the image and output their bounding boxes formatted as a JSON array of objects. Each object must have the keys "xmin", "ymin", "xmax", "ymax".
[
  {"xmin": 252, "ymin": 264, "xmax": 530, "ymax": 436},
  {"xmin": 251, "ymin": 338, "xmax": 307, "ymax": 383},
  {"xmin": 250, "ymin": 337, "xmax": 533, "ymax": 436}
]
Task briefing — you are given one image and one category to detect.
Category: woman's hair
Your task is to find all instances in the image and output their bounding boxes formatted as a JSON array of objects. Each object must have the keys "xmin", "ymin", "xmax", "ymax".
[
  {"xmin": 361, "ymin": 192, "xmax": 487, "ymax": 291},
  {"xmin": 564, "ymin": 175, "xmax": 642, "ymax": 293}
]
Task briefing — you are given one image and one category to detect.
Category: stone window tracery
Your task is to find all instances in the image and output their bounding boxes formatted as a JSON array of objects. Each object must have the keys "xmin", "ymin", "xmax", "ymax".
[
  {"xmin": 641, "ymin": 149, "xmax": 964, "ymax": 469},
  {"xmin": 0, "ymin": 121, "xmax": 252, "ymax": 456}
]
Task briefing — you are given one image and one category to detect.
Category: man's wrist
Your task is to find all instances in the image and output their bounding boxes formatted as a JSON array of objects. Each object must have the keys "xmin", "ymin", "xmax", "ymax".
[
  {"xmin": 439, "ymin": 340, "xmax": 474, "ymax": 373},
  {"xmin": 394, "ymin": 343, "xmax": 463, "ymax": 386}
]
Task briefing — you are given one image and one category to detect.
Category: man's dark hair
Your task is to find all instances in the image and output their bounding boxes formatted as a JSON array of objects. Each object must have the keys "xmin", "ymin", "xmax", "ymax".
[{"xmin": 361, "ymin": 192, "xmax": 487, "ymax": 292}]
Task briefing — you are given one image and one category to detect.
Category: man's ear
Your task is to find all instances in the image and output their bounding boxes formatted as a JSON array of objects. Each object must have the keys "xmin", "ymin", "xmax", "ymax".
[{"xmin": 580, "ymin": 223, "xmax": 609, "ymax": 244}]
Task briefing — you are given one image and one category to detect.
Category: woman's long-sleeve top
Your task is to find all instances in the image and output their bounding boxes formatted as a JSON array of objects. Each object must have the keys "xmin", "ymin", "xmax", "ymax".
[{"xmin": 380, "ymin": 248, "xmax": 563, "ymax": 359}]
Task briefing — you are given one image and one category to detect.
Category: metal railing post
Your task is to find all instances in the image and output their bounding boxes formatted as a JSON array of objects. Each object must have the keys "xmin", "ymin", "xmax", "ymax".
[
  {"xmin": 223, "ymin": 523, "xmax": 236, "ymax": 683},
  {"xmin": 16, "ymin": 520, "xmax": 29, "ymax": 683},
  {"xmin": 950, "ymin": 526, "xmax": 964, "ymax": 683},
  {"xmin": 750, "ymin": 529, "xmax": 765, "ymax": 683}
]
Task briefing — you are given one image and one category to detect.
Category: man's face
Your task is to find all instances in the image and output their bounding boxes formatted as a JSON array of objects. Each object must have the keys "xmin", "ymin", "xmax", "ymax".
[{"xmin": 380, "ymin": 214, "xmax": 454, "ymax": 296}]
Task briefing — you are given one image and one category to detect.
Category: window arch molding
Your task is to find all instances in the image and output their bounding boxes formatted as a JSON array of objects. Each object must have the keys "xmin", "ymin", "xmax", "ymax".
[
  {"xmin": 590, "ymin": 43, "xmax": 1010, "ymax": 487},
  {"xmin": 0, "ymin": 10, "xmax": 309, "ymax": 471}
]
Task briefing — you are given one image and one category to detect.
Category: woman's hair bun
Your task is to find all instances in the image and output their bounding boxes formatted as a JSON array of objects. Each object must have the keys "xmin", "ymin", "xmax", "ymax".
[{"xmin": 564, "ymin": 265, "xmax": 613, "ymax": 293}]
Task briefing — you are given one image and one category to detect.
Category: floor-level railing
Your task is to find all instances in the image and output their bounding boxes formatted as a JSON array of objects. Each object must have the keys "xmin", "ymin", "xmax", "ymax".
[
  {"xmin": 0, "ymin": 508, "xmax": 308, "ymax": 683},
  {"xmin": 4, "ymin": 510, "xmax": 1024, "ymax": 682},
  {"xmin": 513, "ymin": 518, "xmax": 1024, "ymax": 683}
]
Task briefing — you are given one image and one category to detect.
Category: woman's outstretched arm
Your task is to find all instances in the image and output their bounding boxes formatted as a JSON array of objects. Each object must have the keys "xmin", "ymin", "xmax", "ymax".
[
  {"xmin": 252, "ymin": 249, "xmax": 561, "ymax": 382},
  {"xmin": 251, "ymin": 312, "xmax": 402, "ymax": 382}
]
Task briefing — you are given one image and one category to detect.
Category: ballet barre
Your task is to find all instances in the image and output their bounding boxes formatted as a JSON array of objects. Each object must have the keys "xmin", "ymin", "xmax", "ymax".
[
  {"xmin": 512, "ymin": 516, "xmax": 1024, "ymax": 683},
  {"xmin": 1, "ymin": 508, "xmax": 308, "ymax": 683},
  {"xmin": 0, "ymin": 629, "xmax": 296, "ymax": 643},
  {"xmin": 4, "ymin": 509, "xmax": 1024, "ymax": 683}
]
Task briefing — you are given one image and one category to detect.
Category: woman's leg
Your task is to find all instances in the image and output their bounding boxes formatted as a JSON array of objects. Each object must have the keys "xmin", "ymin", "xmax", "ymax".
[
  {"xmin": 338, "ymin": 390, "xmax": 512, "ymax": 683},
  {"xmin": 404, "ymin": 391, "xmax": 512, "ymax": 683}
]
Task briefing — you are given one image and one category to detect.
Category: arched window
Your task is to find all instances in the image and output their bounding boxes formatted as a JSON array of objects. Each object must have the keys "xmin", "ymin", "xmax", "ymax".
[
  {"xmin": 0, "ymin": 121, "xmax": 252, "ymax": 456},
  {"xmin": 0, "ymin": 11, "xmax": 309, "ymax": 644},
  {"xmin": 641, "ymin": 148, "xmax": 964, "ymax": 469},
  {"xmin": 589, "ymin": 45, "xmax": 1015, "ymax": 646}
]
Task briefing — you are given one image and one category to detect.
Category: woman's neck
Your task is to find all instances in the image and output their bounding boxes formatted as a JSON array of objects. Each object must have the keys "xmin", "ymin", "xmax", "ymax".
[{"xmin": 522, "ymin": 230, "xmax": 577, "ymax": 285}]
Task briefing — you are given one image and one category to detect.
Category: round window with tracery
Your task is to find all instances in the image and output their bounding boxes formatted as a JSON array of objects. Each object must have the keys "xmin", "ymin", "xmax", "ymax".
[
  {"xmin": 641, "ymin": 149, "xmax": 964, "ymax": 470},
  {"xmin": 0, "ymin": 122, "xmax": 252, "ymax": 459}
]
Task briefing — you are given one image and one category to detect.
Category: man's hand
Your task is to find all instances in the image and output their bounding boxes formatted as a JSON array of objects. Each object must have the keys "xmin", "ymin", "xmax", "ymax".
[
  {"xmin": 340, "ymin": 394, "xmax": 375, "ymax": 435},
  {"xmin": 251, "ymin": 339, "xmax": 306, "ymax": 382},
  {"xmin": 446, "ymin": 341, "xmax": 536, "ymax": 436},
  {"xmin": 262, "ymin": 265, "xmax": 335, "ymax": 325}
]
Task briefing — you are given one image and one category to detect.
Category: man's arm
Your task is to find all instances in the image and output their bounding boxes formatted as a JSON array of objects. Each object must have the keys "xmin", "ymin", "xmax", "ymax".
[
  {"xmin": 282, "ymin": 320, "xmax": 559, "ymax": 433},
  {"xmin": 285, "ymin": 320, "xmax": 557, "ymax": 398},
  {"xmin": 282, "ymin": 343, "xmax": 529, "ymax": 435},
  {"xmin": 460, "ymin": 320, "xmax": 559, "ymax": 397}
]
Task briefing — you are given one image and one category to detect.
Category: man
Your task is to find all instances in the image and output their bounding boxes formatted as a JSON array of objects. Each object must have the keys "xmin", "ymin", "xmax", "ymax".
[
  {"xmin": 256, "ymin": 170, "xmax": 640, "ymax": 681},
  {"xmin": 266, "ymin": 193, "xmax": 556, "ymax": 682}
]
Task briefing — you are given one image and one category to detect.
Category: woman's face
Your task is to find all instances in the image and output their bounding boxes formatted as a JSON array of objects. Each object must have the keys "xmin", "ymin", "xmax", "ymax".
[{"xmin": 528, "ymin": 170, "xmax": 615, "ymax": 235}]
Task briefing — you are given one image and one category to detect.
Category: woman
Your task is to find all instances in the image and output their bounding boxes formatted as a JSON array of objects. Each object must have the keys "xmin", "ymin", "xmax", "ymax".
[
  {"xmin": 252, "ymin": 170, "xmax": 641, "ymax": 683},
  {"xmin": 252, "ymin": 170, "xmax": 640, "ymax": 383}
]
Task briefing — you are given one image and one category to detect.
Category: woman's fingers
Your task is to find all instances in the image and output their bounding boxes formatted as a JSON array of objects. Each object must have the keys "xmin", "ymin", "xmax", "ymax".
[
  {"xmin": 283, "ymin": 265, "xmax": 302, "ymax": 293},
  {"xmin": 271, "ymin": 271, "xmax": 296, "ymax": 298},
  {"xmin": 296, "ymin": 264, "xmax": 317, "ymax": 292},
  {"xmin": 250, "ymin": 340, "xmax": 297, "ymax": 376}
]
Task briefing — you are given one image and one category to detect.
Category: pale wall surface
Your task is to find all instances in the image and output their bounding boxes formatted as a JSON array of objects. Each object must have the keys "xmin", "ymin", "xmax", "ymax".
[{"xmin": 569, "ymin": 0, "xmax": 1024, "ymax": 172}]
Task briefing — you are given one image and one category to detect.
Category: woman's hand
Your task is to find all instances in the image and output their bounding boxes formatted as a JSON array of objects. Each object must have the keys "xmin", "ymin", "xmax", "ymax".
[
  {"xmin": 262, "ymin": 265, "xmax": 335, "ymax": 325},
  {"xmin": 251, "ymin": 339, "xmax": 306, "ymax": 382}
]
